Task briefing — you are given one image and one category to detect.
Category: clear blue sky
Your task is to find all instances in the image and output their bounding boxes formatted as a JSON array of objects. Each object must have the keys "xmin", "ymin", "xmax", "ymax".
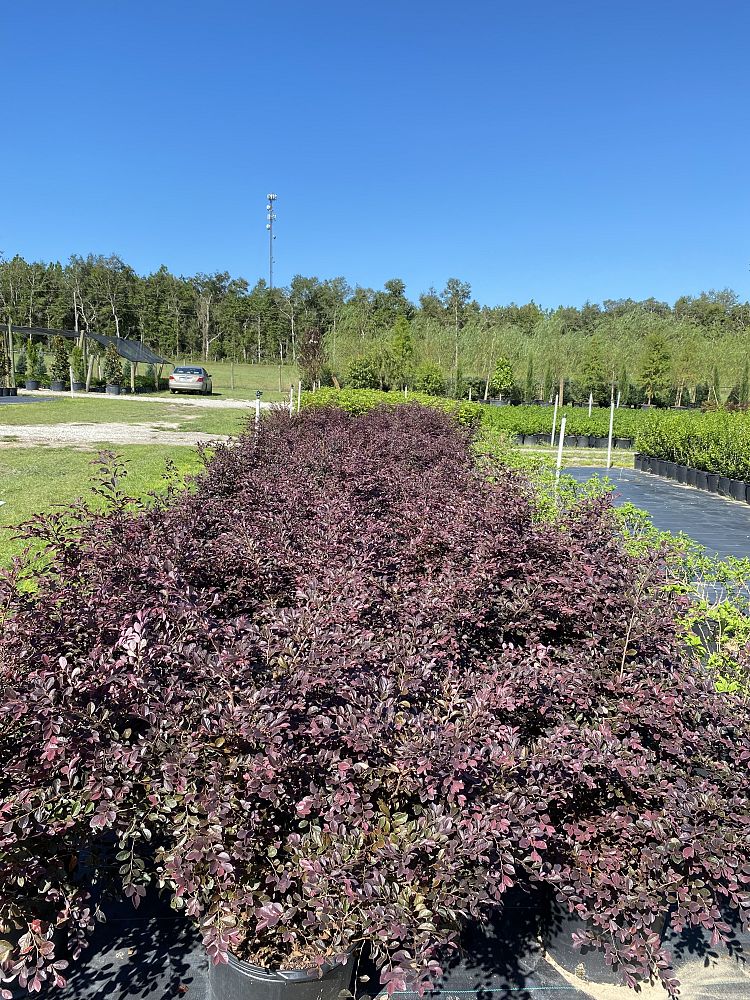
[{"xmin": 2, "ymin": 0, "xmax": 748, "ymax": 307}]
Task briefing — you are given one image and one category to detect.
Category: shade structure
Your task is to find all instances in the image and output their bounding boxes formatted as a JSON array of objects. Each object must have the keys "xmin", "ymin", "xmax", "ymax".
[{"xmin": 9, "ymin": 325, "xmax": 169, "ymax": 366}]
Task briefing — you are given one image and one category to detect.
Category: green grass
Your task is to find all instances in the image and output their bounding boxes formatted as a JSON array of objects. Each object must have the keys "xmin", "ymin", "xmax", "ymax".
[
  {"xmin": 166, "ymin": 361, "xmax": 299, "ymax": 401},
  {"xmin": 0, "ymin": 397, "xmax": 253, "ymax": 436},
  {"xmin": 0, "ymin": 445, "xmax": 203, "ymax": 564}
]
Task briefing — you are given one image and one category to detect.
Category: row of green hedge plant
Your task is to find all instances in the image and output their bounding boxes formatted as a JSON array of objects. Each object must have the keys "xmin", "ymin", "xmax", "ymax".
[
  {"xmin": 635, "ymin": 409, "xmax": 750, "ymax": 480},
  {"xmin": 302, "ymin": 389, "xmax": 649, "ymax": 438}
]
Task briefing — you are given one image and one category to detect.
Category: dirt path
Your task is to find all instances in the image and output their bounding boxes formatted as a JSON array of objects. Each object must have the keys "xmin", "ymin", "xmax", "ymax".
[
  {"xmin": 17, "ymin": 389, "xmax": 277, "ymax": 410},
  {"xmin": 0, "ymin": 422, "xmax": 231, "ymax": 448}
]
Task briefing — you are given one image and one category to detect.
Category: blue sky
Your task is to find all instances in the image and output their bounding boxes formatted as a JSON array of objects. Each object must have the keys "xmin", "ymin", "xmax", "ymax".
[{"xmin": 2, "ymin": 0, "xmax": 748, "ymax": 307}]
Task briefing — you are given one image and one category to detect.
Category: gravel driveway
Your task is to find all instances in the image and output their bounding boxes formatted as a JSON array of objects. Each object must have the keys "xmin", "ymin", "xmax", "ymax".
[{"xmin": 0, "ymin": 422, "xmax": 231, "ymax": 448}]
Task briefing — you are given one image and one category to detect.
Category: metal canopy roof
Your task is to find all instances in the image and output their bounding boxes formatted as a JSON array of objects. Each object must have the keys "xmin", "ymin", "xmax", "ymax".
[{"xmin": 9, "ymin": 326, "xmax": 169, "ymax": 366}]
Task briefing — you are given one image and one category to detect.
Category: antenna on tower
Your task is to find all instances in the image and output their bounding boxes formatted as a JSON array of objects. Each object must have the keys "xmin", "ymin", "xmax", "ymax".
[{"xmin": 266, "ymin": 193, "xmax": 277, "ymax": 289}]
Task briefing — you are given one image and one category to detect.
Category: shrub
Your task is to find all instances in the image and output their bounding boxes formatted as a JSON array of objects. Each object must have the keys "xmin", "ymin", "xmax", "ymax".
[
  {"xmin": 49, "ymin": 338, "xmax": 69, "ymax": 384},
  {"xmin": 1, "ymin": 408, "xmax": 749, "ymax": 996},
  {"xmin": 0, "ymin": 353, "xmax": 9, "ymax": 388},
  {"xmin": 70, "ymin": 346, "xmax": 86, "ymax": 384},
  {"xmin": 14, "ymin": 350, "xmax": 26, "ymax": 381},
  {"xmin": 489, "ymin": 358, "xmax": 514, "ymax": 398},
  {"xmin": 25, "ymin": 341, "xmax": 46, "ymax": 383},
  {"xmin": 345, "ymin": 355, "xmax": 380, "ymax": 389},
  {"xmin": 102, "ymin": 344, "xmax": 122, "ymax": 386},
  {"xmin": 412, "ymin": 361, "xmax": 445, "ymax": 395}
]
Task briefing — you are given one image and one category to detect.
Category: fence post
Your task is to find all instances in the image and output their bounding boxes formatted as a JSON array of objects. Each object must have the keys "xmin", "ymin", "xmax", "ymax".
[
  {"xmin": 606, "ymin": 397, "xmax": 615, "ymax": 469},
  {"xmin": 588, "ymin": 392, "xmax": 593, "ymax": 417},
  {"xmin": 69, "ymin": 365, "xmax": 75, "ymax": 396},
  {"xmin": 289, "ymin": 384, "xmax": 294, "ymax": 415},
  {"xmin": 255, "ymin": 390, "xmax": 262, "ymax": 429},
  {"xmin": 230, "ymin": 360, "xmax": 235, "ymax": 391},
  {"xmin": 297, "ymin": 380, "xmax": 302, "ymax": 413}
]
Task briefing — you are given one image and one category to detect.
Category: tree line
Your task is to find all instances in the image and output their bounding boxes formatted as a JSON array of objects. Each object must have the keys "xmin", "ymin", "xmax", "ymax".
[{"xmin": 1, "ymin": 252, "xmax": 749, "ymax": 404}]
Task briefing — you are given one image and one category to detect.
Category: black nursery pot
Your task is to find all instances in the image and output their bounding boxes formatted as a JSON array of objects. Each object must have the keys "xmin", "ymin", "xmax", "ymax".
[
  {"xmin": 106, "ymin": 384, "xmax": 121, "ymax": 396},
  {"xmin": 730, "ymin": 479, "xmax": 747, "ymax": 502},
  {"xmin": 24, "ymin": 379, "xmax": 40, "ymax": 390},
  {"xmin": 695, "ymin": 470, "xmax": 709, "ymax": 491},
  {"xmin": 633, "ymin": 454, "xmax": 642, "ymax": 471},
  {"xmin": 594, "ymin": 436, "xmax": 609, "ymax": 449},
  {"xmin": 563, "ymin": 434, "xmax": 577, "ymax": 447},
  {"xmin": 576, "ymin": 434, "xmax": 592, "ymax": 448},
  {"xmin": 50, "ymin": 380, "xmax": 66, "ymax": 392},
  {"xmin": 718, "ymin": 476, "xmax": 733, "ymax": 497},
  {"xmin": 71, "ymin": 381, "xmax": 86, "ymax": 392},
  {"xmin": 686, "ymin": 468, "xmax": 698, "ymax": 487},
  {"xmin": 208, "ymin": 953, "xmax": 354, "ymax": 1000},
  {"xmin": 664, "ymin": 461, "xmax": 677, "ymax": 479},
  {"xmin": 615, "ymin": 437, "xmax": 633, "ymax": 449},
  {"xmin": 706, "ymin": 473, "xmax": 720, "ymax": 494},
  {"xmin": 675, "ymin": 465, "xmax": 687, "ymax": 484}
]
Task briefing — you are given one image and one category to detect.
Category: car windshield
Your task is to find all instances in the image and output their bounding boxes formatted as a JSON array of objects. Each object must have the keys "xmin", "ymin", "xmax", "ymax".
[{"xmin": 174, "ymin": 367, "xmax": 203, "ymax": 374}]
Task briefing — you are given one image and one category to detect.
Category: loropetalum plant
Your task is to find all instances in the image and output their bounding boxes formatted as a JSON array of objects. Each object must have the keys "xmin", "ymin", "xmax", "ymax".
[{"xmin": 1, "ymin": 406, "xmax": 750, "ymax": 996}]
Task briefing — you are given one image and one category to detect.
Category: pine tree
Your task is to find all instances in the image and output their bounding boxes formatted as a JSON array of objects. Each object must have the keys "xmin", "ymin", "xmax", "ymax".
[{"xmin": 637, "ymin": 333, "xmax": 672, "ymax": 406}]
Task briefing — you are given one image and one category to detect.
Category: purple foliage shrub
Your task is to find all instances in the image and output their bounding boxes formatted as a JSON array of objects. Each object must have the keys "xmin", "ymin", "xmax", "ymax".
[{"xmin": 0, "ymin": 404, "xmax": 749, "ymax": 996}]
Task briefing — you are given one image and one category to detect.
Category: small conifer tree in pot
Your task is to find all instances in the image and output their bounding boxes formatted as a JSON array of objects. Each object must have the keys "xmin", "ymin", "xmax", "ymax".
[{"xmin": 103, "ymin": 344, "xmax": 123, "ymax": 394}]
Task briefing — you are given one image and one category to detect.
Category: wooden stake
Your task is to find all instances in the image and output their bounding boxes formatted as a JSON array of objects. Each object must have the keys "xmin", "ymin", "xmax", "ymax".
[{"xmin": 85, "ymin": 355, "xmax": 95, "ymax": 392}]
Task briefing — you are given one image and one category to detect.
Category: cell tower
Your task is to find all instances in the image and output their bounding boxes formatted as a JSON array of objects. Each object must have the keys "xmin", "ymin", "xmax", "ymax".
[{"xmin": 266, "ymin": 193, "xmax": 277, "ymax": 288}]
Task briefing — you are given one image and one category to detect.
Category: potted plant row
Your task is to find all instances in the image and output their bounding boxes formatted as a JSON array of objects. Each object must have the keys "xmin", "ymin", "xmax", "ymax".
[
  {"xmin": 2, "ymin": 406, "xmax": 749, "ymax": 998},
  {"xmin": 635, "ymin": 452, "xmax": 750, "ymax": 502}
]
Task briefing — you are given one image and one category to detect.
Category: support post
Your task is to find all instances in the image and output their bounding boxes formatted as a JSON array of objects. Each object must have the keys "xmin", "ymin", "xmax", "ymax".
[
  {"xmin": 8, "ymin": 323, "xmax": 16, "ymax": 388},
  {"xmin": 297, "ymin": 380, "xmax": 302, "ymax": 413},
  {"xmin": 131, "ymin": 361, "xmax": 137, "ymax": 395},
  {"xmin": 550, "ymin": 393, "xmax": 559, "ymax": 446},
  {"xmin": 230, "ymin": 360, "xmax": 235, "ymax": 391},
  {"xmin": 289, "ymin": 384, "xmax": 294, "ymax": 415},
  {"xmin": 555, "ymin": 416, "xmax": 566, "ymax": 482},
  {"xmin": 606, "ymin": 396, "xmax": 615, "ymax": 470},
  {"xmin": 85, "ymin": 355, "xmax": 95, "ymax": 392},
  {"xmin": 588, "ymin": 392, "xmax": 593, "ymax": 417},
  {"xmin": 69, "ymin": 365, "xmax": 75, "ymax": 395}
]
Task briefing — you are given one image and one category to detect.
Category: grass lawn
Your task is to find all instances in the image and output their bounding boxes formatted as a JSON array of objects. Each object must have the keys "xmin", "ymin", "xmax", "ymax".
[
  {"xmin": 522, "ymin": 445, "xmax": 635, "ymax": 469},
  {"xmin": 0, "ymin": 397, "xmax": 253, "ymax": 437},
  {"xmin": 0, "ymin": 445, "xmax": 202, "ymax": 564}
]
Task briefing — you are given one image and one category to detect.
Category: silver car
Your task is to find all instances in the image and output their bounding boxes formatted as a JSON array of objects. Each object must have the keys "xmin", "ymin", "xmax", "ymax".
[{"xmin": 169, "ymin": 366, "xmax": 213, "ymax": 395}]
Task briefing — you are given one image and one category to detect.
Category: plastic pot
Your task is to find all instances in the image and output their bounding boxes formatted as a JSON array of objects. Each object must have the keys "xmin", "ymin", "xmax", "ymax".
[
  {"xmin": 72, "ymin": 381, "xmax": 86, "ymax": 391},
  {"xmin": 531, "ymin": 433, "xmax": 546, "ymax": 445},
  {"xmin": 593, "ymin": 436, "xmax": 609, "ymax": 449},
  {"xmin": 706, "ymin": 473, "xmax": 719, "ymax": 494},
  {"xmin": 730, "ymin": 479, "xmax": 747, "ymax": 502},
  {"xmin": 575, "ymin": 435, "xmax": 592, "ymax": 448},
  {"xmin": 686, "ymin": 468, "xmax": 698, "ymax": 488},
  {"xmin": 675, "ymin": 465, "xmax": 687, "ymax": 484},
  {"xmin": 746, "ymin": 483, "xmax": 750, "ymax": 504},
  {"xmin": 615, "ymin": 437, "xmax": 633, "ymax": 449},
  {"xmin": 208, "ymin": 952, "xmax": 354, "ymax": 1000},
  {"xmin": 0, "ymin": 388, "xmax": 8, "ymax": 397},
  {"xmin": 563, "ymin": 434, "xmax": 577, "ymax": 447},
  {"xmin": 8, "ymin": 387, "xmax": 17, "ymax": 397},
  {"xmin": 718, "ymin": 476, "xmax": 732, "ymax": 497},
  {"xmin": 50, "ymin": 380, "xmax": 66, "ymax": 392},
  {"xmin": 664, "ymin": 462, "xmax": 677, "ymax": 479},
  {"xmin": 633, "ymin": 454, "xmax": 642, "ymax": 470},
  {"xmin": 24, "ymin": 379, "xmax": 40, "ymax": 390},
  {"xmin": 106, "ymin": 384, "xmax": 122, "ymax": 396},
  {"xmin": 695, "ymin": 471, "xmax": 709, "ymax": 491}
]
